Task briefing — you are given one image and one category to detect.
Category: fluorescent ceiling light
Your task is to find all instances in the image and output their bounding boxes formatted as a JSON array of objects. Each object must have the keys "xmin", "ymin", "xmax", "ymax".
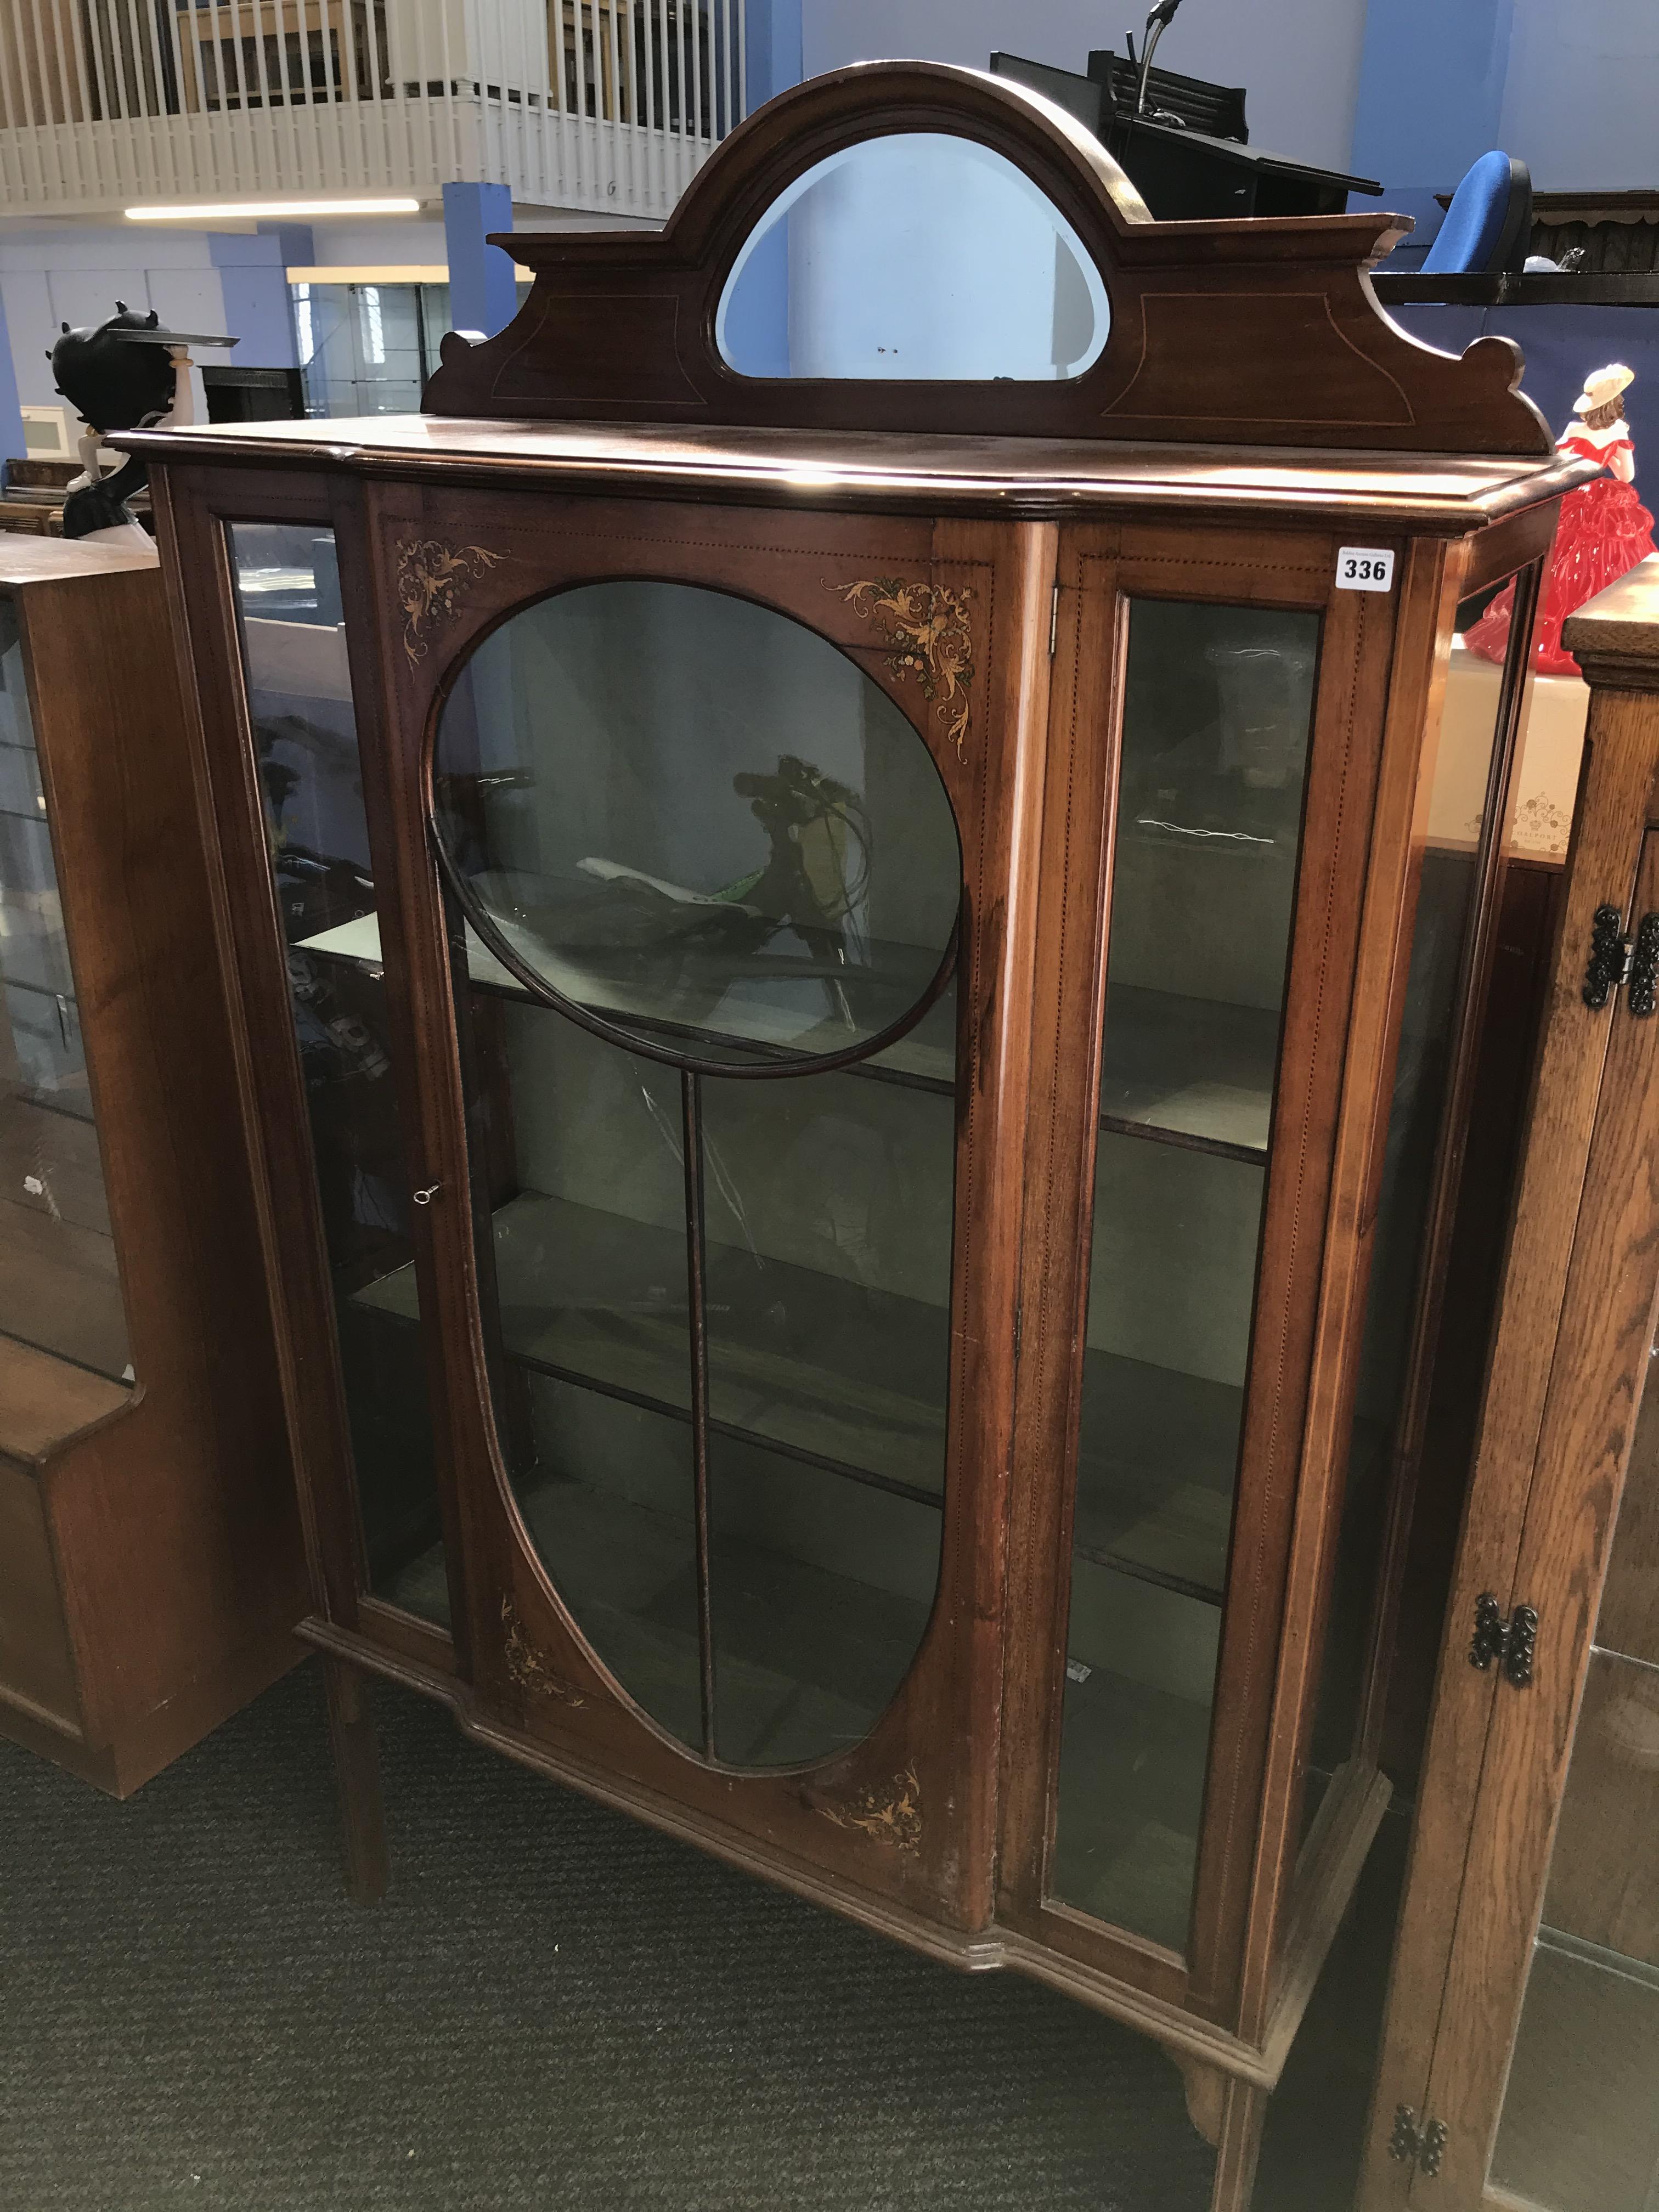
[{"xmin": 126, "ymin": 197, "xmax": 421, "ymax": 222}]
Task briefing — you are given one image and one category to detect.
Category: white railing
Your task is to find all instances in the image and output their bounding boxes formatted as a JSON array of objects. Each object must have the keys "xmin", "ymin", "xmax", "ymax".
[{"xmin": 0, "ymin": 0, "xmax": 745, "ymax": 220}]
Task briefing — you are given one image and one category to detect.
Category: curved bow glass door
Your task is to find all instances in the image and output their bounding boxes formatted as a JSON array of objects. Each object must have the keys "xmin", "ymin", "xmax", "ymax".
[{"xmin": 431, "ymin": 581, "xmax": 962, "ymax": 1766}]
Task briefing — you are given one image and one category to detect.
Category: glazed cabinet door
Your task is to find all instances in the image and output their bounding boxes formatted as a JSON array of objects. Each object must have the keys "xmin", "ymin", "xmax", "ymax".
[
  {"xmin": 1361, "ymin": 751, "xmax": 1659, "ymax": 2212},
  {"xmin": 320, "ymin": 482, "xmax": 1053, "ymax": 1929},
  {"xmin": 184, "ymin": 486, "xmax": 461, "ymax": 1660},
  {"xmin": 999, "ymin": 520, "xmax": 1528, "ymax": 2035}
]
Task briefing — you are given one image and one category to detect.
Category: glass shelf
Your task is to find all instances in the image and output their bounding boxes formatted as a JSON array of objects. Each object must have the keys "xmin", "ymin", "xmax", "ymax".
[
  {"xmin": 356, "ymin": 1187, "xmax": 951, "ymax": 1500},
  {"xmin": 1098, "ymin": 983, "xmax": 1278, "ymax": 1160},
  {"xmin": 1053, "ymin": 1555, "xmax": 1221, "ymax": 1953},
  {"xmin": 298, "ymin": 912, "xmax": 958, "ymax": 1091},
  {"xmin": 511, "ymin": 1407, "xmax": 938, "ymax": 1767},
  {"xmin": 1075, "ymin": 1351, "xmax": 1241, "ymax": 1604},
  {"xmin": 355, "ymin": 1176, "xmax": 1235, "ymax": 1606}
]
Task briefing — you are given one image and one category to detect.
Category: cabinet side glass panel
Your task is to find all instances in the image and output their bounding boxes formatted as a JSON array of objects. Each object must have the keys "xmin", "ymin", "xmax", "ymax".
[
  {"xmin": 1304, "ymin": 601, "xmax": 1513, "ymax": 1816},
  {"xmin": 1489, "ymin": 1328, "xmax": 1659, "ymax": 2212},
  {"xmin": 228, "ymin": 523, "xmax": 449, "ymax": 1627},
  {"xmin": 0, "ymin": 594, "xmax": 131, "ymax": 1384},
  {"xmin": 434, "ymin": 580, "xmax": 958, "ymax": 1765},
  {"xmin": 1052, "ymin": 599, "xmax": 1319, "ymax": 1954}
]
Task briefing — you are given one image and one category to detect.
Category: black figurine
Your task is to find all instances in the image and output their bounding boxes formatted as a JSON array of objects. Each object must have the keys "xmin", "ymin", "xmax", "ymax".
[{"xmin": 47, "ymin": 301, "xmax": 234, "ymax": 540}]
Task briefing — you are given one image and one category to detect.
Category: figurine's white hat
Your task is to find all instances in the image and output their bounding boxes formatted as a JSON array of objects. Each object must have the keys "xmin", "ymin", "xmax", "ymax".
[{"xmin": 1573, "ymin": 364, "xmax": 1635, "ymax": 415}]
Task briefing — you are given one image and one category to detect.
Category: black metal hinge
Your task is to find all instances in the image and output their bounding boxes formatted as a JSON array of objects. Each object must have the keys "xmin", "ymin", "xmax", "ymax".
[
  {"xmin": 1583, "ymin": 904, "xmax": 1659, "ymax": 1013},
  {"xmin": 1389, "ymin": 2105, "xmax": 1448, "ymax": 2177},
  {"xmin": 1470, "ymin": 1593, "xmax": 1539, "ymax": 1686}
]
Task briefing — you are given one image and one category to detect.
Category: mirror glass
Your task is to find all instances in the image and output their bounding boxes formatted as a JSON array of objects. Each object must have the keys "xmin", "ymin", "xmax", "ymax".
[{"xmin": 716, "ymin": 133, "xmax": 1109, "ymax": 381}]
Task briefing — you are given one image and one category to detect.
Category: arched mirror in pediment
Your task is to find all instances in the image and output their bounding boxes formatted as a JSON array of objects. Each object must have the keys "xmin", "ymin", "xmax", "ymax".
[{"xmin": 715, "ymin": 132, "xmax": 1111, "ymax": 382}]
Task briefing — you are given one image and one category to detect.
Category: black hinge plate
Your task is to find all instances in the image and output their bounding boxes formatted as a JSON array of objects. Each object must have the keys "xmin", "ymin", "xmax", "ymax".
[
  {"xmin": 1629, "ymin": 913, "xmax": 1659, "ymax": 1017},
  {"xmin": 1584, "ymin": 904, "xmax": 1632, "ymax": 1008},
  {"xmin": 1470, "ymin": 1593, "xmax": 1538, "ymax": 1686},
  {"xmin": 1389, "ymin": 2105, "xmax": 1448, "ymax": 2176}
]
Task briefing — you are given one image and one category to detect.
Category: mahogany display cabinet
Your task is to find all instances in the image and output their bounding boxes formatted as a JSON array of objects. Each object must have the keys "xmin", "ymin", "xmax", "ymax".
[
  {"xmin": 1359, "ymin": 561, "xmax": 1659, "ymax": 2212},
  {"xmin": 123, "ymin": 65, "xmax": 1594, "ymax": 2207},
  {"xmin": 0, "ymin": 537, "xmax": 302, "ymax": 1793}
]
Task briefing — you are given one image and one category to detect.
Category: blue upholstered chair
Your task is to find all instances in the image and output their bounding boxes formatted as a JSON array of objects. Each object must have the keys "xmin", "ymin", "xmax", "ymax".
[{"xmin": 1421, "ymin": 151, "xmax": 1533, "ymax": 276}]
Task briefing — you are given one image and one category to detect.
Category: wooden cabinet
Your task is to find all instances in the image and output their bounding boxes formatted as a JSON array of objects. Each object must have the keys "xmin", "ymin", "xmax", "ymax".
[
  {"xmin": 1359, "ymin": 559, "xmax": 1659, "ymax": 2212},
  {"xmin": 0, "ymin": 537, "xmax": 303, "ymax": 1793},
  {"xmin": 125, "ymin": 64, "xmax": 1589, "ymax": 2210}
]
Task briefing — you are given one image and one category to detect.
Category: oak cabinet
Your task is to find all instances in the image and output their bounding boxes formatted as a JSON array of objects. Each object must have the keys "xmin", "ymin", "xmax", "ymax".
[
  {"xmin": 0, "ymin": 538, "xmax": 302, "ymax": 1792},
  {"xmin": 126, "ymin": 64, "xmax": 1587, "ymax": 2209},
  {"xmin": 1359, "ymin": 561, "xmax": 1659, "ymax": 2212}
]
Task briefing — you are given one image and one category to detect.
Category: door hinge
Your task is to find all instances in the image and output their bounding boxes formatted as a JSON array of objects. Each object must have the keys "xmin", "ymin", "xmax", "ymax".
[
  {"xmin": 1583, "ymin": 904, "xmax": 1659, "ymax": 1013},
  {"xmin": 1389, "ymin": 2105, "xmax": 1448, "ymax": 2176},
  {"xmin": 1048, "ymin": 582, "xmax": 1060, "ymax": 658},
  {"xmin": 1470, "ymin": 1593, "xmax": 1538, "ymax": 1686}
]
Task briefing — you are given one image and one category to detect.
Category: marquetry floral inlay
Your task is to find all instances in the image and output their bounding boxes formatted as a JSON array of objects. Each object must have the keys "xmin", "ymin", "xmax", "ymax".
[
  {"xmin": 501, "ymin": 1597, "xmax": 585, "ymax": 1706},
  {"xmin": 817, "ymin": 1762, "xmax": 922, "ymax": 1854},
  {"xmin": 396, "ymin": 537, "xmax": 506, "ymax": 665},
  {"xmin": 832, "ymin": 578, "xmax": 975, "ymax": 758}
]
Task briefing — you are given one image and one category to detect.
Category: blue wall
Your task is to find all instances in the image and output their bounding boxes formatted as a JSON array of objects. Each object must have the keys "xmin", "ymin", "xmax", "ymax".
[
  {"xmin": 442, "ymin": 182, "xmax": 516, "ymax": 340},
  {"xmin": 746, "ymin": 0, "xmax": 803, "ymax": 108},
  {"xmin": 1352, "ymin": 0, "xmax": 1515, "ymax": 193}
]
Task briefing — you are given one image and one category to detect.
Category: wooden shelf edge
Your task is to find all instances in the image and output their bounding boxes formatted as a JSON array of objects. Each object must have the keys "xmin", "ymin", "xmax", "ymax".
[
  {"xmin": 0, "ymin": 1335, "xmax": 133, "ymax": 1469},
  {"xmin": 299, "ymin": 1612, "xmax": 1284, "ymax": 2090}
]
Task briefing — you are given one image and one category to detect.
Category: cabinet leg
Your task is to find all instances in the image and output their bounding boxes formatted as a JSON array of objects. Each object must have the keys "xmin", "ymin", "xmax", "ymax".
[
  {"xmin": 1208, "ymin": 2075, "xmax": 1268, "ymax": 2212},
  {"xmin": 321, "ymin": 1655, "xmax": 388, "ymax": 1905},
  {"xmin": 1170, "ymin": 2053, "xmax": 1228, "ymax": 2148}
]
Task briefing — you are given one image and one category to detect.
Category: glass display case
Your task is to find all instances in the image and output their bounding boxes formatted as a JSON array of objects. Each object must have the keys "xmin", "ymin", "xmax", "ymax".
[
  {"xmin": 0, "ymin": 539, "xmax": 300, "ymax": 1795},
  {"xmin": 128, "ymin": 63, "xmax": 1592, "ymax": 2212},
  {"xmin": 0, "ymin": 595, "xmax": 129, "ymax": 1386}
]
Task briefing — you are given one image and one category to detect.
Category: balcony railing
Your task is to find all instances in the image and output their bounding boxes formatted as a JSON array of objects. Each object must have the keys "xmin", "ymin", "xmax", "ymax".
[{"xmin": 0, "ymin": 0, "xmax": 745, "ymax": 221}]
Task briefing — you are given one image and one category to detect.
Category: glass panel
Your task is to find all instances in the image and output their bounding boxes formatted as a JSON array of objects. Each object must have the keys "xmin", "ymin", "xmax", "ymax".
[
  {"xmin": 228, "ymin": 522, "xmax": 448, "ymax": 1626},
  {"xmin": 0, "ymin": 597, "xmax": 130, "ymax": 1383},
  {"xmin": 432, "ymin": 581, "xmax": 962, "ymax": 1074},
  {"xmin": 701, "ymin": 1055, "xmax": 953, "ymax": 1764},
  {"xmin": 1306, "ymin": 586, "xmax": 1513, "ymax": 1812},
  {"xmin": 436, "ymin": 583, "xmax": 958, "ymax": 1767},
  {"xmin": 1053, "ymin": 599, "xmax": 1321, "ymax": 1951},
  {"xmin": 715, "ymin": 133, "xmax": 1110, "ymax": 381},
  {"xmin": 1491, "ymin": 1334, "xmax": 1659, "ymax": 2212}
]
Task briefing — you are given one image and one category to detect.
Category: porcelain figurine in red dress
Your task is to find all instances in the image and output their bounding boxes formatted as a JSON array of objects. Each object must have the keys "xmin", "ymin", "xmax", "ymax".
[{"xmin": 1466, "ymin": 363, "xmax": 1657, "ymax": 675}]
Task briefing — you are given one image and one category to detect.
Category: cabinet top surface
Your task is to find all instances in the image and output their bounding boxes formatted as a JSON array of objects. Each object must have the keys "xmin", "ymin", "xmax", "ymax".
[
  {"xmin": 0, "ymin": 537, "xmax": 160, "ymax": 591},
  {"xmin": 1562, "ymin": 553, "xmax": 1659, "ymax": 666},
  {"xmin": 123, "ymin": 413, "xmax": 1590, "ymax": 531}
]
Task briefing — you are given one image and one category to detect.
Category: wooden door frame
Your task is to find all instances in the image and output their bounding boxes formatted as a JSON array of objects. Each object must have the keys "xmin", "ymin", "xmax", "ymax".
[
  {"xmin": 146, "ymin": 465, "xmax": 454, "ymax": 1663},
  {"xmin": 996, "ymin": 515, "xmax": 1460, "ymax": 2039},
  {"xmin": 1359, "ymin": 597, "xmax": 1659, "ymax": 2210}
]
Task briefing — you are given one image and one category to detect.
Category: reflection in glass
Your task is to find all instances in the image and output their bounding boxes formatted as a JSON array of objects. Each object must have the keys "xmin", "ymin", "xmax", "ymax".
[
  {"xmin": 229, "ymin": 523, "xmax": 449, "ymax": 1626},
  {"xmin": 1053, "ymin": 600, "xmax": 1320, "ymax": 1952},
  {"xmin": 434, "ymin": 584, "xmax": 960, "ymax": 1766},
  {"xmin": 716, "ymin": 132, "xmax": 1110, "ymax": 381},
  {"xmin": 1305, "ymin": 606, "xmax": 1514, "ymax": 1814},
  {"xmin": 432, "ymin": 582, "xmax": 962, "ymax": 1072},
  {"xmin": 0, "ymin": 599, "xmax": 130, "ymax": 1383}
]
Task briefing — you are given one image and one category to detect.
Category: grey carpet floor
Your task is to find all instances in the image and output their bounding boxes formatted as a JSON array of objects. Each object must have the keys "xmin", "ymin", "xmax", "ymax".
[{"xmin": 1, "ymin": 1662, "xmax": 1233, "ymax": 2212}]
